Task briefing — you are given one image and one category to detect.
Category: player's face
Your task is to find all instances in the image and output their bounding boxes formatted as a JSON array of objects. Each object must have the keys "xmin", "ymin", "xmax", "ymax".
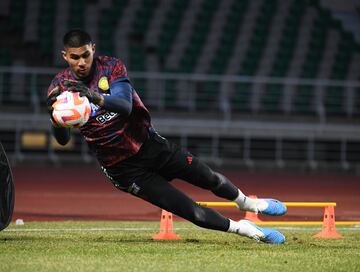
[{"xmin": 62, "ymin": 43, "xmax": 96, "ymax": 79}]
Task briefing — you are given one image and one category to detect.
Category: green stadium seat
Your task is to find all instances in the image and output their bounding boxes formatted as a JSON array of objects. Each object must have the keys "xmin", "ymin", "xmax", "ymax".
[
  {"xmin": 68, "ymin": 0, "xmax": 85, "ymax": 29},
  {"xmin": 9, "ymin": 0, "xmax": 26, "ymax": 31},
  {"xmin": 179, "ymin": 0, "xmax": 220, "ymax": 73},
  {"xmin": 239, "ymin": 0, "xmax": 277, "ymax": 77},
  {"xmin": 97, "ymin": 1, "xmax": 129, "ymax": 56},
  {"xmin": 261, "ymin": 84, "xmax": 283, "ymax": 112},
  {"xmin": 196, "ymin": 82, "xmax": 219, "ymax": 111},
  {"xmin": 353, "ymin": 87, "xmax": 360, "ymax": 116},
  {"xmin": 231, "ymin": 83, "xmax": 252, "ymax": 112},
  {"xmin": 38, "ymin": 0, "xmax": 56, "ymax": 57},
  {"xmin": 292, "ymin": 85, "xmax": 315, "ymax": 114},
  {"xmin": 207, "ymin": 0, "xmax": 249, "ymax": 75},
  {"xmin": 324, "ymin": 86, "xmax": 345, "ymax": 116},
  {"xmin": 0, "ymin": 49, "xmax": 11, "ymax": 65},
  {"xmin": 270, "ymin": 0, "xmax": 305, "ymax": 79},
  {"xmin": 157, "ymin": 0, "xmax": 189, "ymax": 62}
]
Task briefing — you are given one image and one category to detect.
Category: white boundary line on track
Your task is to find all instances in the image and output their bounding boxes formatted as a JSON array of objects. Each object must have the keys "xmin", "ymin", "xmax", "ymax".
[
  {"xmin": 3, "ymin": 226, "xmax": 360, "ymax": 232},
  {"xmin": 4, "ymin": 227, "xmax": 158, "ymax": 232}
]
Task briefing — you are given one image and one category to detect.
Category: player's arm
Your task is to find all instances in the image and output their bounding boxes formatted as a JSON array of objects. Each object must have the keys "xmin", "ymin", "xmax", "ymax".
[
  {"xmin": 46, "ymin": 84, "xmax": 71, "ymax": 145},
  {"xmin": 63, "ymin": 78, "xmax": 133, "ymax": 117},
  {"xmin": 103, "ymin": 78, "xmax": 132, "ymax": 115},
  {"xmin": 52, "ymin": 126, "xmax": 70, "ymax": 146}
]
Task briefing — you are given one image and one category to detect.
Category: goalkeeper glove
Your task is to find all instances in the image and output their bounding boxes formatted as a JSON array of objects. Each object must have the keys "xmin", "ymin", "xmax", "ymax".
[
  {"xmin": 63, "ymin": 79, "xmax": 102, "ymax": 105},
  {"xmin": 46, "ymin": 85, "xmax": 62, "ymax": 127}
]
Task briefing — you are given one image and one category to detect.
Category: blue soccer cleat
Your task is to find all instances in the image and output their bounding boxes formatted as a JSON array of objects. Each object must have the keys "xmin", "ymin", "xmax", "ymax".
[
  {"xmin": 240, "ymin": 220, "xmax": 286, "ymax": 244},
  {"xmin": 259, "ymin": 199, "xmax": 287, "ymax": 216}
]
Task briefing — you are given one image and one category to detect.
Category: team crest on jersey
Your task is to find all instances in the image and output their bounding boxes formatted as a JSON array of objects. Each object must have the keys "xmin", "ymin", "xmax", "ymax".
[{"xmin": 98, "ymin": 76, "xmax": 109, "ymax": 92}]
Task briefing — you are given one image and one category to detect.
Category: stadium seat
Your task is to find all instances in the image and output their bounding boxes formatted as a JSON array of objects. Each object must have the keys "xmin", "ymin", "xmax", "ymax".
[
  {"xmin": 128, "ymin": 0, "xmax": 158, "ymax": 72},
  {"xmin": 208, "ymin": 0, "xmax": 249, "ymax": 75},
  {"xmin": 353, "ymin": 85, "xmax": 360, "ymax": 116},
  {"xmin": 264, "ymin": 0, "xmax": 306, "ymax": 113},
  {"xmin": 323, "ymin": 32, "xmax": 355, "ymax": 116},
  {"xmin": 179, "ymin": 1, "xmax": 220, "ymax": 73},
  {"xmin": 239, "ymin": 0, "xmax": 277, "ymax": 76},
  {"xmin": 157, "ymin": 0, "xmax": 190, "ymax": 62},
  {"xmin": 196, "ymin": 82, "xmax": 219, "ymax": 111},
  {"xmin": 292, "ymin": 85, "xmax": 315, "ymax": 114},
  {"xmin": 9, "ymin": 0, "xmax": 26, "ymax": 31},
  {"xmin": 68, "ymin": 0, "xmax": 85, "ymax": 29},
  {"xmin": 324, "ymin": 86, "xmax": 345, "ymax": 116},
  {"xmin": 231, "ymin": 83, "xmax": 252, "ymax": 112},
  {"xmin": 38, "ymin": 0, "xmax": 55, "ymax": 57},
  {"xmin": 97, "ymin": 0, "xmax": 129, "ymax": 56},
  {"xmin": 0, "ymin": 49, "xmax": 11, "ymax": 65},
  {"xmin": 261, "ymin": 84, "xmax": 283, "ymax": 113},
  {"xmin": 271, "ymin": 0, "xmax": 305, "ymax": 77}
]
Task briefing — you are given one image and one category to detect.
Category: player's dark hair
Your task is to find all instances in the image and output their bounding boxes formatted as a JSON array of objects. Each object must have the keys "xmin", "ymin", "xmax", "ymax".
[{"xmin": 63, "ymin": 29, "xmax": 92, "ymax": 48}]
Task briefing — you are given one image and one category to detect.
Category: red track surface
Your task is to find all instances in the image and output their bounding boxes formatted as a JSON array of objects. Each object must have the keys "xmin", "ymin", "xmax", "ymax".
[{"xmin": 12, "ymin": 166, "xmax": 360, "ymax": 222}]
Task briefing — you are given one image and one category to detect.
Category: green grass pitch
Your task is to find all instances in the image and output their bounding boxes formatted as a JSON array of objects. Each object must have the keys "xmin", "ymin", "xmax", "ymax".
[{"xmin": 1, "ymin": 221, "xmax": 360, "ymax": 272}]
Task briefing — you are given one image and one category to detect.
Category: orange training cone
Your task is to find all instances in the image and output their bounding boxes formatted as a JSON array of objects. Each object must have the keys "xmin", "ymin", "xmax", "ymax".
[
  {"xmin": 243, "ymin": 195, "xmax": 262, "ymax": 222},
  {"xmin": 313, "ymin": 206, "xmax": 343, "ymax": 238},
  {"xmin": 153, "ymin": 209, "xmax": 181, "ymax": 240}
]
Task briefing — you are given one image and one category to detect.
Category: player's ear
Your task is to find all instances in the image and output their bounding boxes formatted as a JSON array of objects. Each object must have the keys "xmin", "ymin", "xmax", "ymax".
[
  {"xmin": 92, "ymin": 43, "xmax": 96, "ymax": 54},
  {"xmin": 62, "ymin": 50, "xmax": 68, "ymax": 62}
]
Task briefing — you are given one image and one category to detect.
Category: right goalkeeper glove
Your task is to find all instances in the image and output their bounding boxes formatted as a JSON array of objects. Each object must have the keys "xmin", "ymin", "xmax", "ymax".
[{"xmin": 46, "ymin": 85, "xmax": 62, "ymax": 127}]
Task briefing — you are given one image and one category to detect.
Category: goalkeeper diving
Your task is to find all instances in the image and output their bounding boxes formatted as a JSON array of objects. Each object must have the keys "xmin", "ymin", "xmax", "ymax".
[{"xmin": 46, "ymin": 29, "xmax": 287, "ymax": 244}]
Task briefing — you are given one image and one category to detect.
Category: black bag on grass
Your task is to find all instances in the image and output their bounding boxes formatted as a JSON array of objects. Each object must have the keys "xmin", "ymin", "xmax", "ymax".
[{"xmin": 0, "ymin": 142, "xmax": 15, "ymax": 231}]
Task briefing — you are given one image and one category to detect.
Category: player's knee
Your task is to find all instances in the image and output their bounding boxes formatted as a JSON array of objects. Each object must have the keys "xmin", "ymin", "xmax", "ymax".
[
  {"xmin": 209, "ymin": 172, "xmax": 226, "ymax": 192},
  {"xmin": 210, "ymin": 172, "xmax": 238, "ymax": 199},
  {"xmin": 189, "ymin": 205, "xmax": 208, "ymax": 228}
]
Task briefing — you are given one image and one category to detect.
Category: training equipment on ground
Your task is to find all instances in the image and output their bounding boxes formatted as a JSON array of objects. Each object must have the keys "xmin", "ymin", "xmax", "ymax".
[
  {"xmin": 52, "ymin": 91, "xmax": 91, "ymax": 128},
  {"xmin": 153, "ymin": 209, "xmax": 181, "ymax": 240},
  {"xmin": 197, "ymin": 200, "xmax": 344, "ymax": 238},
  {"xmin": 0, "ymin": 142, "xmax": 15, "ymax": 231}
]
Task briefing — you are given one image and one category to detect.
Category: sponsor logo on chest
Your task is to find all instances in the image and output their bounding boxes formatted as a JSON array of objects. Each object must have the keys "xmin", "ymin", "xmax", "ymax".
[{"xmin": 96, "ymin": 112, "xmax": 118, "ymax": 124}]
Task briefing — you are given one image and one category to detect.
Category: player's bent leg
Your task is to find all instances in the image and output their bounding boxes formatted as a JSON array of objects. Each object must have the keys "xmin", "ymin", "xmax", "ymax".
[
  {"xmin": 234, "ymin": 194, "xmax": 287, "ymax": 216},
  {"xmin": 193, "ymin": 165, "xmax": 287, "ymax": 216},
  {"xmin": 159, "ymin": 149, "xmax": 286, "ymax": 217},
  {"xmin": 163, "ymin": 152, "xmax": 239, "ymax": 200}
]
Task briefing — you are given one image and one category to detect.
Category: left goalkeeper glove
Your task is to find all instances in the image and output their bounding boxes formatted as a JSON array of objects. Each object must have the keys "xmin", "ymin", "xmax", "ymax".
[
  {"xmin": 46, "ymin": 85, "xmax": 62, "ymax": 128},
  {"xmin": 63, "ymin": 79, "xmax": 102, "ymax": 105}
]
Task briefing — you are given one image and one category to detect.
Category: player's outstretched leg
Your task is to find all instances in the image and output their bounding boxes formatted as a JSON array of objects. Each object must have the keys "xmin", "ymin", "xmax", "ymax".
[
  {"xmin": 123, "ymin": 173, "xmax": 285, "ymax": 244},
  {"xmin": 228, "ymin": 219, "xmax": 285, "ymax": 244}
]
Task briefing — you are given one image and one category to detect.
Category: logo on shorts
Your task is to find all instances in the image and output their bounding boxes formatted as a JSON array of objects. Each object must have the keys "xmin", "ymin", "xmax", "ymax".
[
  {"xmin": 128, "ymin": 183, "xmax": 141, "ymax": 195},
  {"xmin": 186, "ymin": 155, "xmax": 193, "ymax": 165}
]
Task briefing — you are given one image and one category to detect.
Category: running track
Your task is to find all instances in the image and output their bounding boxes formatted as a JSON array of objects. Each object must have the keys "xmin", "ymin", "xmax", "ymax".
[{"xmin": 12, "ymin": 166, "xmax": 360, "ymax": 222}]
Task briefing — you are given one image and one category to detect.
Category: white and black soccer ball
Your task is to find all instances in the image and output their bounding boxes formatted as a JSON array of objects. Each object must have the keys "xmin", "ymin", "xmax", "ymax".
[{"xmin": 52, "ymin": 91, "xmax": 91, "ymax": 128}]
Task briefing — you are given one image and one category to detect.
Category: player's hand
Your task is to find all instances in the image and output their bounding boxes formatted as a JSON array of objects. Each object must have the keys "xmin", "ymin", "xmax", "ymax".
[
  {"xmin": 63, "ymin": 79, "xmax": 102, "ymax": 105},
  {"xmin": 46, "ymin": 85, "xmax": 62, "ymax": 127}
]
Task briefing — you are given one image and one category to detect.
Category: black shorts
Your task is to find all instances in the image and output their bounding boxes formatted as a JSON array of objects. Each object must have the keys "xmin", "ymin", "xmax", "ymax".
[{"xmin": 102, "ymin": 128, "xmax": 218, "ymax": 194}]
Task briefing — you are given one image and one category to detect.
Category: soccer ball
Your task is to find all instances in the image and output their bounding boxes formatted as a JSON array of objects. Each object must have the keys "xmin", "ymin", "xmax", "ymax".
[{"xmin": 52, "ymin": 91, "xmax": 91, "ymax": 128}]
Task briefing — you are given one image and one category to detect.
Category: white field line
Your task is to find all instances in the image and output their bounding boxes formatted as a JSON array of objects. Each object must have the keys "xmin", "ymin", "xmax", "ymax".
[{"xmin": 3, "ymin": 226, "xmax": 360, "ymax": 233}]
